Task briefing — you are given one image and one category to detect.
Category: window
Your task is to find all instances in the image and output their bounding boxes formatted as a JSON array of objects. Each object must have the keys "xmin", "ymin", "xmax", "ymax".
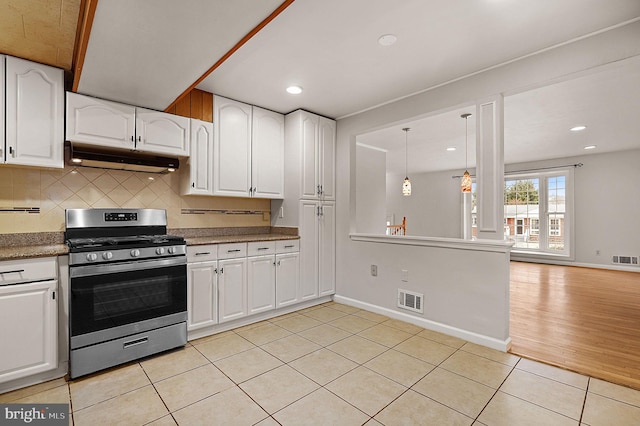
[{"xmin": 504, "ymin": 170, "xmax": 571, "ymax": 256}]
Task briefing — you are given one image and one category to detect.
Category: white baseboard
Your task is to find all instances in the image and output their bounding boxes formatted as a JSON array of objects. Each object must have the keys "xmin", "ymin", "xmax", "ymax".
[{"xmin": 333, "ymin": 295, "xmax": 511, "ymax": 352}]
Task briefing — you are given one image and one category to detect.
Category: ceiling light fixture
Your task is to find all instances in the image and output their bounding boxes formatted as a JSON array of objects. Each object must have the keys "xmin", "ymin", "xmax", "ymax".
[
  {"xmin": 570, "ymin": 125, "xmax": 587, "ymax": 132},
  {"xmin": 402, "ymin": 127, "xmax": 411, "ymax": 196},
  {"xmin": 460, "ymin": 113, "xmax": 472, "ymax": 193},
  {"xmin": 286, "ymin": 85, "xmax": 303, "ymax": 95},
  {"xmin": 584, "ymin": 145, "xmax": 597, "ymax": 150},
  {"xmin": 378, "ymin": 34, "xmax": 397, "ymax": 46}
]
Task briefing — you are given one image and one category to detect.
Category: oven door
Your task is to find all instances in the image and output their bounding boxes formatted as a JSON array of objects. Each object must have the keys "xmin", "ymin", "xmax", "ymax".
[{"xmin": 69, "ymin": 257, "xmax": 187, "ymax": 349}]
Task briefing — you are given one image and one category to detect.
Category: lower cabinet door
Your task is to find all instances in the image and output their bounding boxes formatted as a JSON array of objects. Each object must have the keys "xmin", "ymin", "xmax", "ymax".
[
  {"xmin": 276, "ymin": 253, "xmax": 299, "ymax": 308},
  {"xmin": 0, "ymin": 280, "xmax": 57, "ymax": 384},
  {"xmin": 248, "ymin": 255, "xmax": 276, "ymax": 315},
  {"xmin": 218, "ymin": 258, "xmax": 247, "ymax": 323},
  {"xmin": 187, "ymin": 262, "xmax": 218, "ymax": 331}
]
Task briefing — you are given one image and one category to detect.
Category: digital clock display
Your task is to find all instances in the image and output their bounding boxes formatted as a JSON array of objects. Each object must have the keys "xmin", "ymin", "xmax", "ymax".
[{"xmin": 104, "ymin": 212, "xmax": 138, "ymax": 222}]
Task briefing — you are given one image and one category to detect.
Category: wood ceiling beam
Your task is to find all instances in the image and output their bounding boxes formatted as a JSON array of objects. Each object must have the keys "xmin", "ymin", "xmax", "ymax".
[
  {"xmin": 72, "ymin": 0, "xmax": 99, "ymax": 92},
  {"xmin": 164, "ymin": 0, "xmax": 296, "ymax": 113}
]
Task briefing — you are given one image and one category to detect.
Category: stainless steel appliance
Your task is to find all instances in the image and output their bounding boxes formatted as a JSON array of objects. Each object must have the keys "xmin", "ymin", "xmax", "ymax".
[{"xmin": 65, "ymin": 208, "xmax": 187, "ymax": 378}]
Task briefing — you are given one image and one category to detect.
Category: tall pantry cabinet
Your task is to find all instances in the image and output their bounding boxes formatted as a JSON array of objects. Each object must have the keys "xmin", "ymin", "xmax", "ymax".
[{"xmin": 279, "ymin": 110, "xmax": 336, "ymax": 299}]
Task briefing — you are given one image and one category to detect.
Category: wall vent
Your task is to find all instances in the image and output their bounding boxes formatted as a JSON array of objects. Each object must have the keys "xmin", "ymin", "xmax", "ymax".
[
  {"xmin": 612, "ymin": 255, "xmax": 639, "ymax": 266},
  {"xmin": 398, "ymin": 289, "xmax": 424, "ymax": 314}
]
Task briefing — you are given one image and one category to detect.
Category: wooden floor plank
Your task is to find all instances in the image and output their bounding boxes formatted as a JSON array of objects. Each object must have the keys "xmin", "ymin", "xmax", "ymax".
[{"xmin": 509, "ymin": 261, "xmax": 640, "ymax": 390}]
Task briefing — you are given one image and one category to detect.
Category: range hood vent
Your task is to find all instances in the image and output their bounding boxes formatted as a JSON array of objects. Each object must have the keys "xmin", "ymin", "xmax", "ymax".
[{"xmin": 65, "ymin": 142, "xmax": 179, "ymax": 174}]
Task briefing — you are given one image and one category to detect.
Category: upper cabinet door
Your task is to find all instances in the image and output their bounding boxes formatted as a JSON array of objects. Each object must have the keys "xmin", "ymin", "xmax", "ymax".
[
  {"xmin": 66, "ymin": 92, "xmax": 135, "ymax": 150},
  {"xmin": 252, "ymin": 106, "xmax": 284, "ymax": 199},
  {"xmin": 300, "ymin": 112, "xmax": 320, "ymax": 199},
  {"xmin": 183, "ymin": 119, "xmax": 213, "ymax": 195},
  {"xmin": 213, "ymin": 96, "xmax": 252, "ymax": 197},
  {"xmin": 318, "ymin": 117, "xmax": 336, "ymax": 200},
  {"xmin": 136, "ymin": 107, "xmax": 190, "ymax": 156},
  {"xmin": 6, "ymin": 57, "xmax": 64, "ymax": 168}
]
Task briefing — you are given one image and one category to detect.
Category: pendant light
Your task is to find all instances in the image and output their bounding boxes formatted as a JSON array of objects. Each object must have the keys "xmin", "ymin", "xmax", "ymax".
[
  {"xmin": 402, "ymin": 127, "xmax": 411, "ymax": 196},
  {"xmin": 460, "ymin": 113, "xmax": 472, "ymax": 193}
]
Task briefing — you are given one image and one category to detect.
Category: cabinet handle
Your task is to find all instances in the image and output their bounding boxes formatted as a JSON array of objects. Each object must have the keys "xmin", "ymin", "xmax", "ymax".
[
  {"xmin": 137, "ymin": 136, "xmax": 142, "ymax": 142},
  {"xmin": 320, "ymin": 185, "xmax": 324, "ymax": 195},
  {"xmin": 277, "ymin": 260, "xmax": 281, "ymax": 266},
  {"xmin": 52, "ymin": 291, "xmax": 56, "ymax": 300},
  {"xmin": 123, "ymin": 336, "xmax": 148, "ymax": 349},
  {"xmin": 195, "ymin": 252, "xmax": 211, "ymax": 256},
  {"xmin": 257, "ymin": 247, "xmax": 269, "ymax": 251},
  {"xmin": 192, "ymin": 182, "xmax": 195, "ymax": 188},
  {"xmin": 131, "ymin": 136, "xmax": 134, "ymax": 142},
  {"xmin": 8, "ymin": 146, "xmax": 14, "ymax": 156},
  {"xmin": 214, "ymin": 268, "xmax": 218, "ymax": 274},
  {"xmin": 0, "ymin": 269, "xmax": 24, "ymax": 274},
  {"xmin": 227, "ymin": 249, "xmax": 241, "ymax": 253},
  {"xmin": 317, "ymin": 184, "xmax": 321, "ymax": 196},
  {"xmin": 220, "ymin": 267, "xmax": 224, "ymax": 274},
  {"xmin": 284, "ymin": 245, "xmax": 294, "ymax": 249}
]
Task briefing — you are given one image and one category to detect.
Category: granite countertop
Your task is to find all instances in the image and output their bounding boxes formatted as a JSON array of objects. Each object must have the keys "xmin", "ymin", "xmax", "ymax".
[
  {"xmin": 0, "ymin": 244, "xmax": 69, "ymax": 261},
  {"xmin": 185, "ymin": 233, "xmax": 299, "ymax": 246}
]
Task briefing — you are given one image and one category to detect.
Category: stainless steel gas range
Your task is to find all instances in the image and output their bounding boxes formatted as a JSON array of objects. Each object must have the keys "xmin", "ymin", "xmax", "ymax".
[{"xmin": 65, "ymin": 208, "xmax": 187, "ymax": 379}]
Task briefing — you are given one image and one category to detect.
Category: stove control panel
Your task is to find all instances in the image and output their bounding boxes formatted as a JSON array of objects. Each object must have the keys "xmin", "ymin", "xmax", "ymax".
[
  {"xmin": 70, "ymin": 245, "xmax": 186, "ymax": 265},
  {"xmin": 105, "ymin": 212, "xmax": 138, "ymax": 222}
]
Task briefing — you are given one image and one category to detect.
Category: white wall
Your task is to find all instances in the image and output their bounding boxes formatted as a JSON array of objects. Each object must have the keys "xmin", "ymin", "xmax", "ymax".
[
  {"xmin": 336, "ymin": 22, "xmax": 640, "ymax": 349},
  {"xmin": 355, "ymin": 145, "xmax": 387, "ymax": 234}
]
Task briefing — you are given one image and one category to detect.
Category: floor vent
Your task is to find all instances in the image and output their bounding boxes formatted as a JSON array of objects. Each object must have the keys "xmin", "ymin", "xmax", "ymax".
[
  {"xmin": 612, "ymin": 255, "xmax": 639, "ymax": 266},
  {"xmin": 398, "ymin": 289, "xmax": 424, "ymax": 314}
]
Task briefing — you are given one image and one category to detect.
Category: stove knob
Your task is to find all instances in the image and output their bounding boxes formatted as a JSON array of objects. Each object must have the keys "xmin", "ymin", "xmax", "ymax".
[
  {"xmin": 86, "ymin": 253, "xmax": 98, "ymax": 262},
  {"xmin": 156, "ymin": 247, "xmax": 165, "ymax": 255},
  {"xmin": 168, "ymin": 247, "xmax": 176, "ymax": 254},
  {"xmin": 102, "ymin": 252, "xmax": 113, "ymax": 260},
  {"xmin": 130, "ymin": 249, "xmax": 141, "ymax": 258}
]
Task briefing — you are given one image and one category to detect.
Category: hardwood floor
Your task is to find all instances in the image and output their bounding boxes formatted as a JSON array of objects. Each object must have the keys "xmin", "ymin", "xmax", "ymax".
[{"xmin": 509, "ymin": 261, "xmax": 640, "ymax": 390}]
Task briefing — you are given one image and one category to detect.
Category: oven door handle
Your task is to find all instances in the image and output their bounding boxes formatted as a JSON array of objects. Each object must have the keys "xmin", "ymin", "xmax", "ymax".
[{"xmin": 70, "ymin": 257, "xmax": 186, "ymax": 278}]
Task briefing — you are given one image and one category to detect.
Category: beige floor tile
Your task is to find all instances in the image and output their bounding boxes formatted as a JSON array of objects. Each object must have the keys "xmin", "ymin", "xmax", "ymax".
[
  {"xmin": 172, "ymin": 386, "xmax": 268, "ymax": 426},
  {"xmin": 588, "ymin": 378, "xmax": 640, "ymax": 406},
  {"xmin": 141, "ymin": 345, "xmax": 209, "ymax": 383},
  {"xmin": 154, "ymin": 364, "xmax": 235, "ymax": 412},
  {"xmin": 375, "ymin": 389, "xmax": 472, "ymax": 426},
  {"xmin": 235, "ymin": 322, "xmax": 292, "ymax": 346},
  {"xmin": 327, "ymin": 335, "xmax": 388, "ymax": 364},
  {"xmin": 69, "ymin": 363, "xmax": 151, "ymax": 410},
  {"xmin": 0, "ymin": 378, "xmax": 67, "ymax": 403},
  {"xmin": 516, "ymin": 358, "xmax": 589, "ymax": 390},
  {"xmin": 461, "ymin": 342, "xmax": 520, "ymax": 366},
  {"xmin": 365, "ymin": 349, "xmax": 435, "ymax": 387},
  {"xmin": 329, "ymin": 303, "xmax": 362, "ymax": 314},
  {"xmin": 73, "ymin": 385, "xmax": 168, "ymax": 426},
  {"xmin": 193, "ymin": 332, "xmax": 255, "ymax": 362},
  {"xmin": 146, "ymin": 414, "xmax": 177, "ymax": 426},
  {"xmin": 302, "ymin": 306, "xmax": 349, "ymax": 322},
  {"xmin": 297, "ymin": 324, "xmax": 352, "ymax": 346},
  {"xmin": 14, "ymin": 384, "xmax": 70, "ymax": 404},
  {"xmin": 240, "ymin": 365, "xmax": 319, "ymax": 414},
  {"xmin": 500, "ymin": 369, "xmax": 586, "ymax": 420},
  {"xmin": 271, "ymin": 314, "xmax": 322, "ymax": 332},
  {"xmin": 440, "ymin": 350, "xmax": 513, "ymax": 389},
  {"xmin": 260, "ymin": 334, "xmax": 322, "ymax": 363},
  {"xmin": 582, "ymin": 392, "xmax": 640, "ymax": 425},
  {"xmin": 413, "ymin": 368, "xmax": 496, "ymax": 418},
  {"xmin": 417, "ymin": 328, "xmax": 467, "ymax": 349},
  {"xmin": 352, "ymin": 310, "xmax": 389, "ymax": 323},
  {"xmin": 358, "ymin": 323, "xmax": 413, "ymax": 347},
  {"xmin": 329, "ymin": 314, "xmax": 378, "ymax": 334},
  {"xmin": 381, "ymin": 318, "xmax": 424, "ymax": 334},
  {"xmin": 274, "ymin": 388, "xmax": 369, "ymax": 426},
  {"xmin": 289, "ymin": 348, "xmax": 358, "ymax": 385},
  {"xmin": 394, "ymin": 335, "xmax": 458, "ymax": 365},
  {"xmin": 325, "ymin": 366, "xmax": 406, "ymax": 416},
  {"xmin": 214, "ymin": 347, "xmax": 283, "ymax": 384},
  {"xmin": 477, "ymin": 391, "xmax": 577, "ymax": 426}
]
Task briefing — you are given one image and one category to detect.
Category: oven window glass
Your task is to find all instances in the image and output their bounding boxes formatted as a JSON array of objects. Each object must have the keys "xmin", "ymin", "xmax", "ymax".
[{"xmin": 71, "ymin": 265, "xmax": 186, "ymax": 337}]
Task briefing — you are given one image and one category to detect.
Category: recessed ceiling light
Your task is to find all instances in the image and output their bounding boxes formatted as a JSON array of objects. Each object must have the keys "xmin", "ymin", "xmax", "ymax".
[
  {"xmin": 286, "ymin": 85, "xmax": 303, "ymax": 95},
  {"xmin": 584, "ymin": 145, "xmax": 597, "ymax": 150},
  {"xmin": 378, "ymin": 34, "xmax": 397, "ymax": 46},
  {"xmin": 446, "ymin": 147, "xmax": 456, "ymax": 152},
  {"xmin": 570, "ymin": 125, "xmax": 587, "ymax": 132}
]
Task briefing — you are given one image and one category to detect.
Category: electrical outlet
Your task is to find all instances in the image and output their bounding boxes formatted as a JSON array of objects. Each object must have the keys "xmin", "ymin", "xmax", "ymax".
[
  {"xmin": 371, "ymin": 264, "xmax": 377, "ymax": 276},
  {"xmin": 279, "ymin": 206, "xmax": 284, "ymax": 218},
  {"xmin": 401, "ymin": 269, "xmax": 408, "ymax": 282}
]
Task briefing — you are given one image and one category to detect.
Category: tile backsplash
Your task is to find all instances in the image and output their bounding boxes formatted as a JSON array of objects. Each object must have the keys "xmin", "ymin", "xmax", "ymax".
[{"xmin": 0, "ymin": 165, "xmax": 270, "ymax": 234}]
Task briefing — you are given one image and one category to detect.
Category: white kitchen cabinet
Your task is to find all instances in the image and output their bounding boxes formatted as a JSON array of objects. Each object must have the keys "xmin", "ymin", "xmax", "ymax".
[
  {"xmin": 0, "ymin": 257, "xmax": 58, "ymax": 384},
  {"xmin": 213, "ymin": 96, "xmax": 252, "ymax": 197},
  {"xmin": 299, "ymin": 200, "xmax": 335, "ymax": 300},
  {"xmin": 275, "ymin": 251, "xmax": 300, "ymax": 308},
  {"xmin": 4, "ymin": 56, "xmax": 64, "ymax": 168},
  {"xmin": 247, "ymin": 255, "xmax": 276, "ymax": 315},
  {"xmin": 218, "ymin": 257, "xmax": 248, "ymax": 323},
  {"xmin": 251, "ymin": 106, "xmax": 284, "ymax": 198},
  {"xmin": 66, "ymin": 92, "xmax": 190, "ymax": 156},
  {"xmin": 182, "ymin": 119, "xmax": 214, "ymax": 195},
  {"xmin": 187, "ymin": 261, "xmax": 218, "ymax": 331},
  {"xmin": 213, "ymin": 96, "xmax": 284, "ymax": 199}
]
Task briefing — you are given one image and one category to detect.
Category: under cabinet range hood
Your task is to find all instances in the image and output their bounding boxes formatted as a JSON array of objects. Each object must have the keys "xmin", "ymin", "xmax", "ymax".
[{"xmin": 65, "ymin": 142, "xmax": 179, "ymax": 174}]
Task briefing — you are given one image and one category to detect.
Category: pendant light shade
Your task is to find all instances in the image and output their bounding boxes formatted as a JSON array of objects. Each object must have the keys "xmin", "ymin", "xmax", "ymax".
[
  {"xmin": 460, "ymin": 113, "xmax": 472, "ymax": 193},
  {"xmin": 402, "ymin": 127, "xmax": 411, "ymax": 196}
]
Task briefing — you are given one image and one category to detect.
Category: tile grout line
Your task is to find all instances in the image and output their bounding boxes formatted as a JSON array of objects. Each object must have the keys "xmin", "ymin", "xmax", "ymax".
[{"xmin": 472, "ymin": 356, "xmax": 520, "ymax": 423}]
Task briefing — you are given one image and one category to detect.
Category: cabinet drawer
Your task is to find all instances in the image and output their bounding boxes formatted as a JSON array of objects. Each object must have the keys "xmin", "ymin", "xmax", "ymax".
[
  {"xmin": 187, "ymin": 245, "xmax": 218, "ymax": 263},
  {"xmin": 247, "ymin": 241, "xmax": 276, "ymax": 257},
  {"xmin": 218, "ymin": 243, "xmax": 247, "ymax": 259},
  {"xmin": 276, "ymin": 240, "xmax": 299, "ymax": 254},
  {"xmin": 0, "ymin": 257, "xmax": 57, "ymax": 286}
]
